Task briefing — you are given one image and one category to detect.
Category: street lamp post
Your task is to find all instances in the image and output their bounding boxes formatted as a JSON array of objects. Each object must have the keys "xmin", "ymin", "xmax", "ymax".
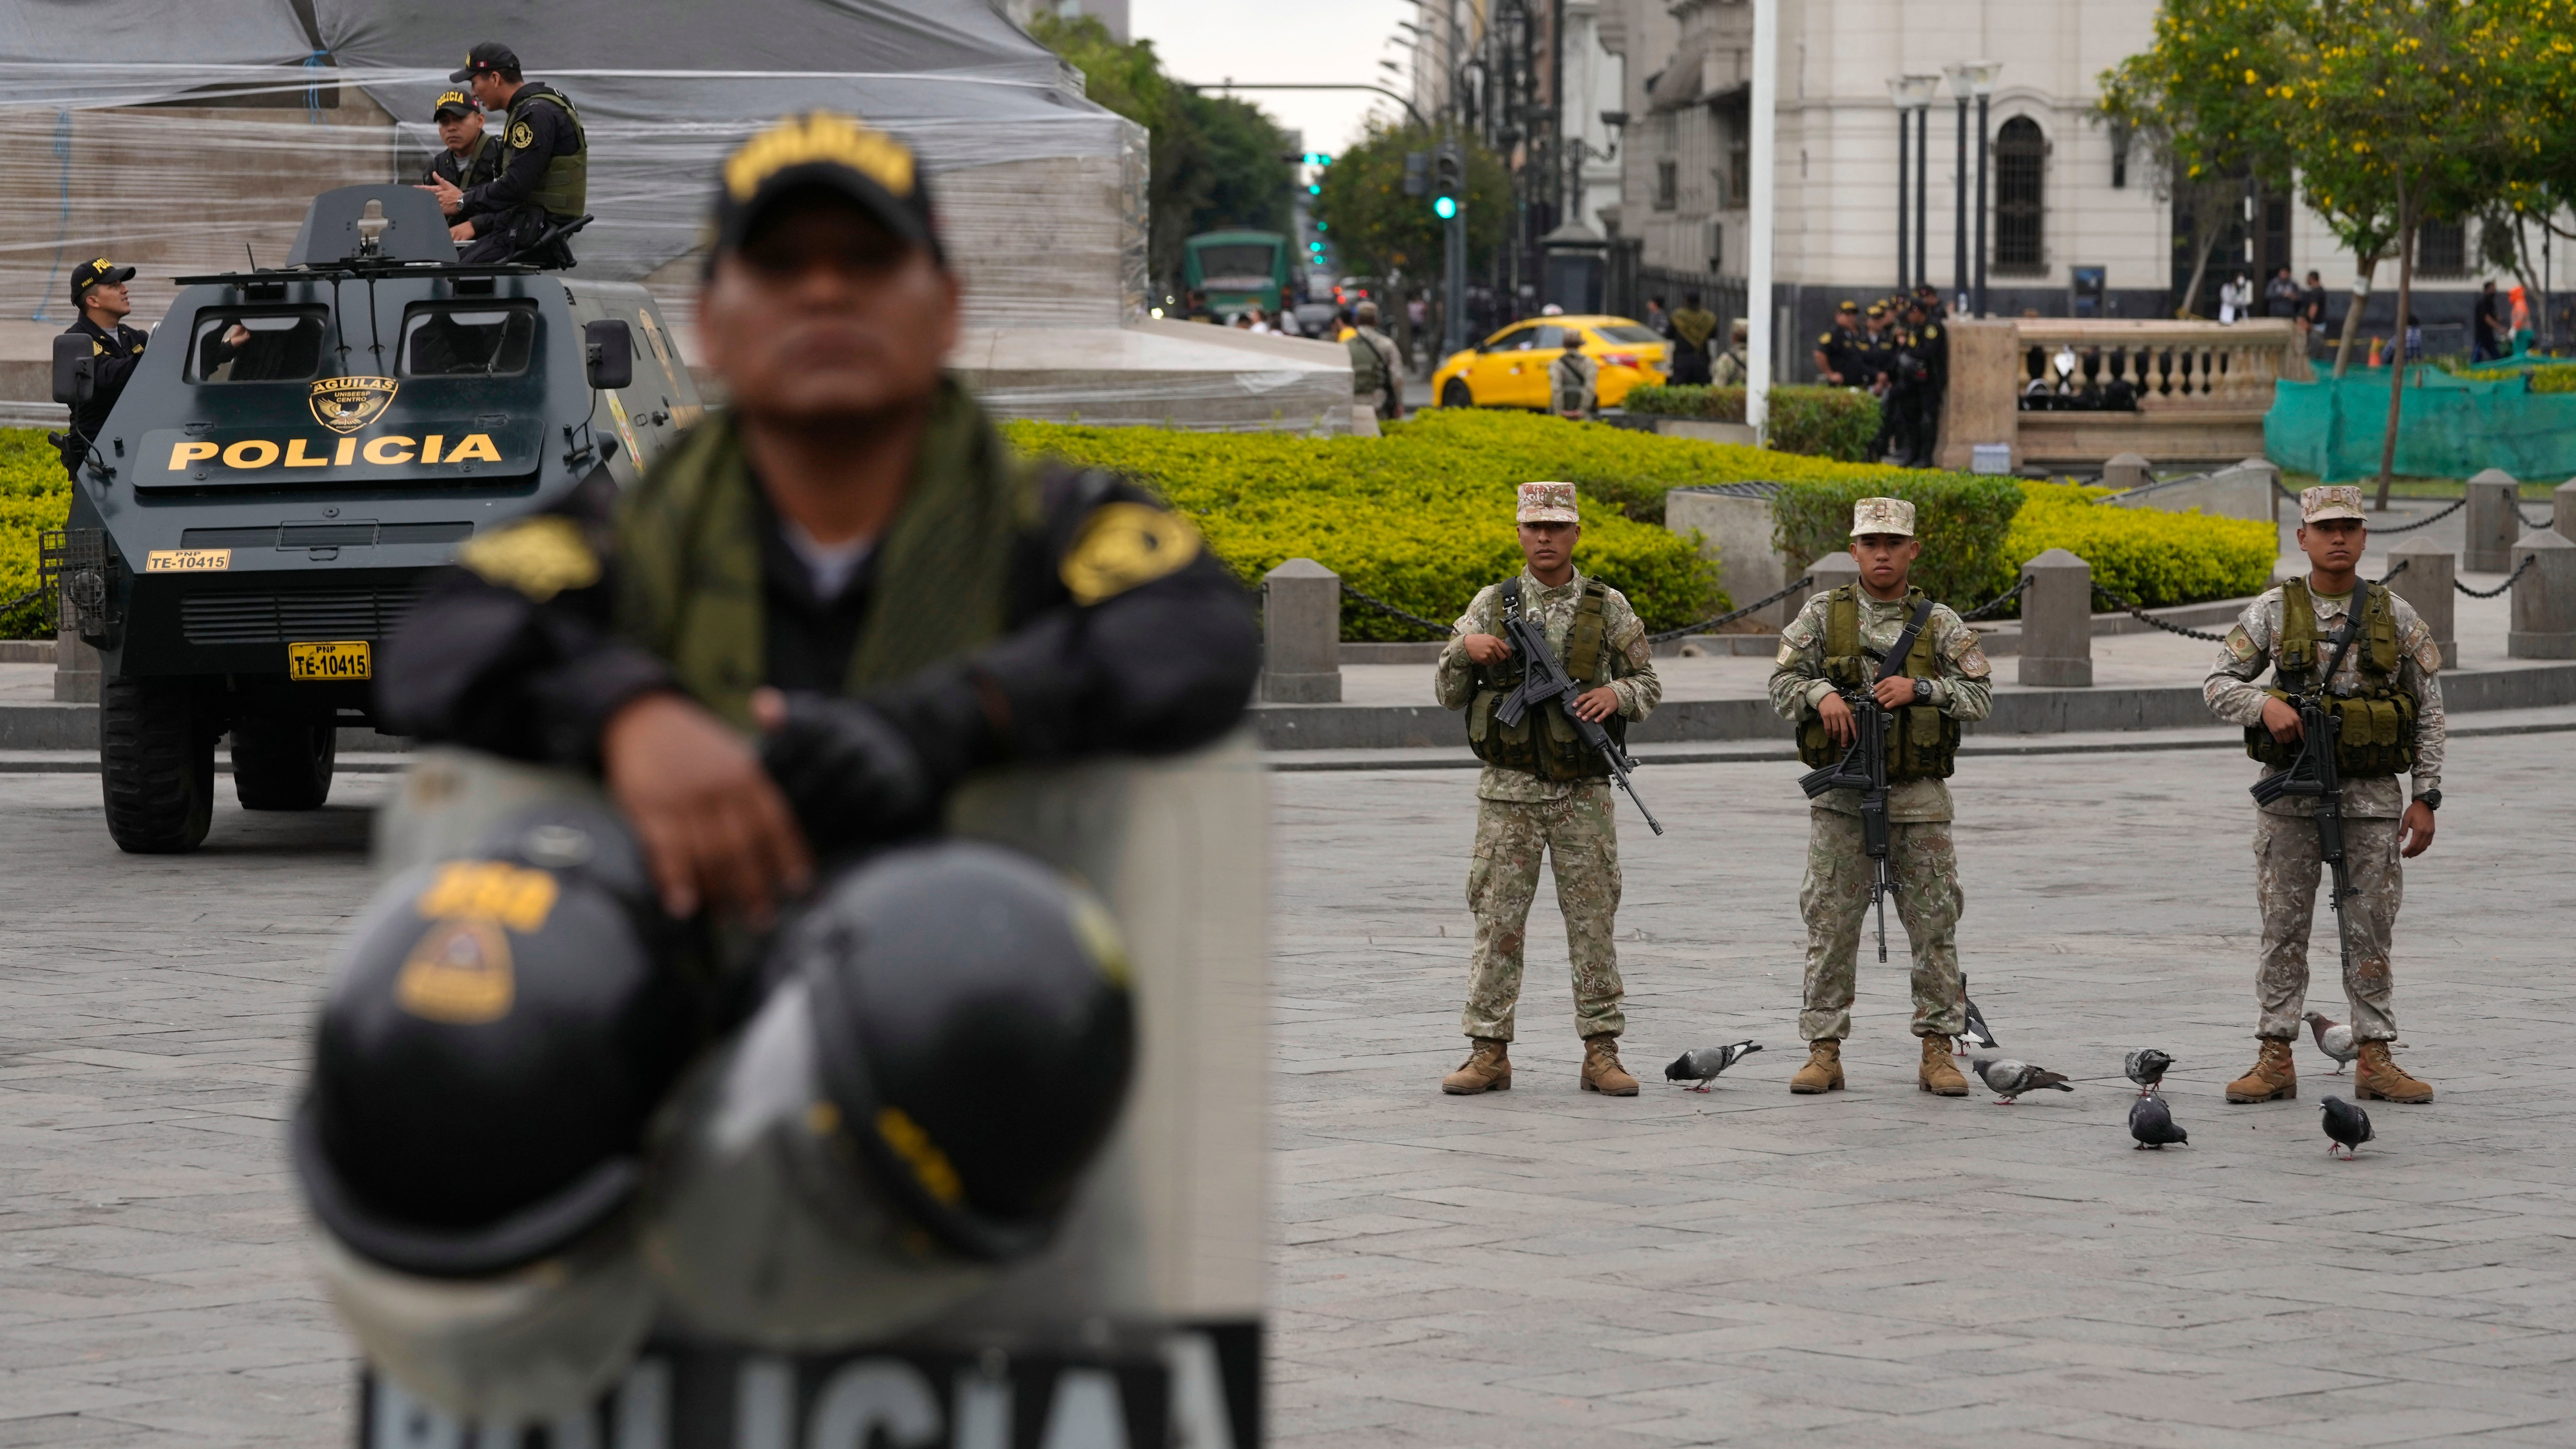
[
  {"xmin": 1911, "ymin": 78, "xmax": 1932, "ymax": 292},
  {"xmin": 1944, "ymin": 60, "xmax": 2002, "ymax": 316},
  {"xmin": 1888, "ymin": 75, "xmax": 1938, "ymax": 293},
  {"xmin": 1885, "ymin": 78, "xmax": 1912, "ymax": 292},
  {"xmin": 1945, "ymin": 64, "xmax": 1970, "ymax": 313}
]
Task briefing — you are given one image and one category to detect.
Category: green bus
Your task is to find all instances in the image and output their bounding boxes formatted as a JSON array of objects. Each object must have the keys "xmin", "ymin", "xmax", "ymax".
[{"xmin": 1182, "ymin": 231, "xmax": 1292, "ymax": 318}]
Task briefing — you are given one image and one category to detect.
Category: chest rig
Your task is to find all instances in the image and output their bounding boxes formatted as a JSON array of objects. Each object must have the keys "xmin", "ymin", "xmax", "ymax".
[
  {"xmin": 1793, "ymin": 585, "xmax": 1960, "ymax": 781},
  {"xmin": 2246, "ymin": 578, "xmax": 2415, "ymax": 778},
  {"xmin": 1465, "ymin": 577, "xmax": 1623, "ymax": 780}
]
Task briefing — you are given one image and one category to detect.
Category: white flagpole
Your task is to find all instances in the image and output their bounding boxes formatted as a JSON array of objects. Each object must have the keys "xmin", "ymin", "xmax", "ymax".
[{"xmin": 1745, "ymin": 0, "xmax": 1778, "ymax": 444}]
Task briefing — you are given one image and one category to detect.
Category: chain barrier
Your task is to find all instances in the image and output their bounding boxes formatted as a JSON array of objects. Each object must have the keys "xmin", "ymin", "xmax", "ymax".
[
  {"xmin": 1338, "ymin": 582, "xmax": 1457, "ymax": 639},
  {"xmin": 2091, "ymin": 584, "xmax": 2233, "ymax": 643},
  {"xmin": 1957, "ymin": 577, "xmax": 2031, "ymax": 621},
  {"xmin": 2364, "ymin": 497, "xmax": 2466, "ymax": 533},
  {"xmin": 1644, "ymin": 574, "xmax": 1816, "ymax": 643},
  {"xmin": 2518, "ymin": 503, "xmax": 2554, "ymax": 529},
  {"xmin": 2455, "ymin": 554, "xmax": 2537, "ymax": 598},
  {"xmin": 0, "ymin": 585, "xmax": 42, "ymax": 616}
]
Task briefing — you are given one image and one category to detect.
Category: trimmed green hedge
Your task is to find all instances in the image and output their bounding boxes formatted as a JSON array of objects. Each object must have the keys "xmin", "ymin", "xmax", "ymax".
[
  {"xmin": 2007, "ymin": 483, "xmax": 2277, "ymax": 608},
  {"xmin": 1620, "ymin": 384, "xmax": 1882, "ymax": 461},
  {"xmin": 1771, "ymin": 472, "xmax": 2026, "ymax": 610},
  {"xmin": 0, "ymin": 429, "xmax": 68, "ymax": 640}
]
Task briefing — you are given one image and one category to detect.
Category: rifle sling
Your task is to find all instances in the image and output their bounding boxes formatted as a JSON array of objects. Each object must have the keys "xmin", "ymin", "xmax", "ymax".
[{"xmin": 1876, "ymin": 597, "xmax": 1937, "ymax": 685}]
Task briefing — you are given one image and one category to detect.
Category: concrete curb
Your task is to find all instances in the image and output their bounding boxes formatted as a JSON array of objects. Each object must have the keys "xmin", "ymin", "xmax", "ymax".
[{"xmin": 0, "ymin": 705, "xmax": 411, "ymax": 752}]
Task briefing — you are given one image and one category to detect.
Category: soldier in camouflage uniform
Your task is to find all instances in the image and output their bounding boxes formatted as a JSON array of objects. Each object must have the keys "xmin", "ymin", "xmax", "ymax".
[
  {"xmin": 1768, "ymin": 497, "xmax": 1994, "ymax": 1096},
  {"xmin": 1432, "ymin": 482, "xmax": 1662, "ymax": 1097},
  {"xmin": 2204, "ymin": 485, "xmax": 2444, "ymax": 1106}
]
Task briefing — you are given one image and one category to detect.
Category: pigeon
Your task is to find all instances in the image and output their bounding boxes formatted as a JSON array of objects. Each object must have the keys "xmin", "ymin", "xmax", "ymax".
[
  {"xmin": 2320, "ymin": 1095, "xmax": 2374, "ymax": 1159},
  {"xmin": 1664, "ymin": 1041, "xmax": 1761, "ymax": 1091},
  {"xmin": 2128, "ymin": 1093, "xmax": 2189, "ymax": 1149},
  {"xmin": 1954, "ymin": 979, "xmax": 1998, "ymax": 1055},
  {"xmin": 2303, "ymin": 1012, "xmax": 2359, "ymax": 1074},
  {"xmin": 2124, "ymin": 1048, "xmax": 2174, "ymax": 1097},
  {"xmin": 1971, "ymin": 1056, "xmax": 2073, "ymax": 1104}
]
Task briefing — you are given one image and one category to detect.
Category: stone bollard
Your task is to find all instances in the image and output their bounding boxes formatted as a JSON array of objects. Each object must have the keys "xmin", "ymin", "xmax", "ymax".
[
  {"xmin": 2018, "ymin": 548, "xmax": 2093, "ymax": 687},
  {"xmin": 2385, "ymin": 536, "xmax": 2456, "ymax": 670},
  {"xmin": 52, "ymin": 628, "xmax": 100, "ymax": 703},
  {"xmin": 2239, "ymin": 457, "xmax": 2285, "ymax": 524},
  {"xmin": 2507, "ymin": 529, "xmax": 2576, "ymax": 659},
  {"xmin": 2555, "ymin": 475, "xmax": 2576, "ymax": 537},
  {"xmin": 2101, "ymin": 452, "xmax": 2151, "ymax": 493},
  {"xmin": 1261, "ymin": 558, "xmax": 1343, "ymax": 702},
  {"xmin": 2463, "ymin": 470, "xmax": 2521, "ymax": 572}
]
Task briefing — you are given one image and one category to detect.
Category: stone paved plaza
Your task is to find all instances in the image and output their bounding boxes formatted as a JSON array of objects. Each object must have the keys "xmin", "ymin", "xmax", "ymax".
[{"xmin": 0, "ymin": 727, "xmax": 2572, "ymax": 1445}]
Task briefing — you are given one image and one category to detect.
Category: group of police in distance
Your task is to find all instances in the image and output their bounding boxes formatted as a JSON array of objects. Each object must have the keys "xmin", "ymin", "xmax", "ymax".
[
  {"xmin": 1814, "ymin": 286, "xmax": 1952, "ymax": 469},
  {"xmin": 1431, "ymin": 481, "xmax": 2442, "ymax": 1108}
]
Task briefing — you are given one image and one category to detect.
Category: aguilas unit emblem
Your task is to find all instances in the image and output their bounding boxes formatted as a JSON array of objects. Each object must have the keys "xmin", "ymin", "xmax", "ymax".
[{"xmin": 307, "ymin": 376, "xmax": 398, "ymax": 434}]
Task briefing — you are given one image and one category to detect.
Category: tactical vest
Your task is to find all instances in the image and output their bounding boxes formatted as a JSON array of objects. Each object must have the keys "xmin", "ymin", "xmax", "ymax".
[
  {"xmin": 2244, "ymin": 578, "xmax": 2415, "ymax": 777},
  {"xmin": 1793, "ymin": 584, "xmax": 1960, "ymax": 782},
  {"xmin": 1464, "ymin": 577, "xmax": 1624, "ymax": 781},
  {"xmin": 1345, "ymin": 333, "xmax": 1387, "ymax": 396},
  {"xmin": 507, "ymin": 85, "xmax": 587, "ymax": 219}
]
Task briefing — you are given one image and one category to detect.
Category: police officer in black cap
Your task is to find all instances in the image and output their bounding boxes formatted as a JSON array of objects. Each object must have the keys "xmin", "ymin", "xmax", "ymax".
[
  {"xmin": 417, "ymin": 89, "xmax": 504, "ymax": 247},
  {"xmin": 381, "ymin": 111, "xmax": 1260, "ymax": 925},
  {"xmin": 55, "ymin": 259, "xmax": 152, "ymax": 479},
  {"xmin": 1813, "ymin": 300, "xmax": 1862, "ymax": 385},
  {"xmin": 422, "ymin": 42, "xmax": 587, "ymax": 266}
]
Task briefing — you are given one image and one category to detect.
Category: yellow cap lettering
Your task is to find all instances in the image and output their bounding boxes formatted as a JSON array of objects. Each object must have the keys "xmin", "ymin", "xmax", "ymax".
[
  {"xmin": 446, "ymin": 433, "xmax": 502, "ymax": 465},
  {"xmin": 364, "ymin": 436, "xmax": 417, "ymax": 465},
  {"xmin": 168, "ymin": 441, "xmax": 218, "ymax": 470},
  {"xmin": 415, "ymin": 859, "xmax": 560, "ymax": 933},
  {"xmin": 283, "ymin": 437, "xmax": 330, "ymax": 467},
  {"xmin": 222, "ymin": 439, "xmax": 279, "ymax": 469}
]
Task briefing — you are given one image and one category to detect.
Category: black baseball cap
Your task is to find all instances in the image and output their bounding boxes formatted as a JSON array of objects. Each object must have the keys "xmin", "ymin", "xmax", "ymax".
[
  {"xmin": 71, "ymin": 258, "xmax": 134, "ymax": 306},
  {"xmin": 432, "ymin": 90, "xmax": 477, "ymax": 121},
  {"xmin": 450, "ymin": 41, "xmax": 519, "ymax": 83},
  {"xmin": 710, "ymin": 111, "xmax": 943, "ymax": 266}
]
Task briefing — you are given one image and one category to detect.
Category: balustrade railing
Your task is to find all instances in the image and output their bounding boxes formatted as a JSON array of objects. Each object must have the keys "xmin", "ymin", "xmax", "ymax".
[{"xmin": 2010, "ymin": 319, "xmax": 2310, "ymax": 413}]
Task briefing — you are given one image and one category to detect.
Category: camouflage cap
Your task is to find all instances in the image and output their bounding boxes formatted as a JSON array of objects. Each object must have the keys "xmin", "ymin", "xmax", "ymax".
[
  {"xmin": 1851, "ymin": 496, "xmax": 1916, "ymax": 537},
  {"xmin": 2301, "ymin": 484, "xmax": 2366, "ymax": 524},
  {"xmin": 1517, "ymin": 481, "xmax": 1579, "ymax": 524}
]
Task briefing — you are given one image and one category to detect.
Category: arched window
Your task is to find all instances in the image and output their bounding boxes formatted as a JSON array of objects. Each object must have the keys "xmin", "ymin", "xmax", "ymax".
[{"xmin": 1994, "ymin": 117, "xmax": 2046, "ymax": 274}]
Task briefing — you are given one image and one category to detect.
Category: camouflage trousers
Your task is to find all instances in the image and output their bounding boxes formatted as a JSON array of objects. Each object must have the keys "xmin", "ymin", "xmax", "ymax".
[
  {"xmin": 1461, "ymin": 788, "xmax": 1624, "ymax": 1041},
  {"xmin": 2254, "ymin": 810, "xmax": 2402, "ymax": 1042},
  {"xmin": 1798, "ymin": 810, "xmax": 1965, "ymax": 1042}
]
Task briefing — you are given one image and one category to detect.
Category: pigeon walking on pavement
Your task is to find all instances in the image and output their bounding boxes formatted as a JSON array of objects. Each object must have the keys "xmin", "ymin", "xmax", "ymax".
[
  {"xmin": 2124, "ymin": 1049, "xmax": 2174, "ymax": 1097},
  {"xmin": 2320, "ymin": 1096, "xmax": 2374, "ymax": 1159},
  {"xmin": 2303, "ymin": 1012, "xmax": 2359, "ymax": 1074},
  {"xmin": 2128, "ymin": 1094, "xmax": 2189, "ymax": 1149},
  {"xmin": 1954, "ymin": 980, "xmax": 1998, "ymax": 1055},
  {"xmin": 1664, "ymin": 1041, "xmax": 1761, "ymax": 1092},
  {"xmin": 1971, "ymin": 1056, "xmax": 2073, "ymax": 1105}
]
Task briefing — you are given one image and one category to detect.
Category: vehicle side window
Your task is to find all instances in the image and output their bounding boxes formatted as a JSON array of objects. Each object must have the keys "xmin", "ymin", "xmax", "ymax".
[
  {"xmin": 1483, "ymin": 325, "xmax": 1532, "ymax": 353},
  {"xmin": 401, "ymin": 304, "xmax": 538, "ymax": 377},
  {"xmin": 1532, "ymin": 326, "xmax": 1567, "ymax": 350},
  {"xmin": 187, "ymin": 309, "xmax": 327, "ymax": 383}
]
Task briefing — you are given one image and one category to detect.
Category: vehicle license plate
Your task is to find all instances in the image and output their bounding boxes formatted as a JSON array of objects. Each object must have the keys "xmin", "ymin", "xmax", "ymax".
[{"xmin": 288, "ymin": 640, "xmax": 370, "ymax": 680}]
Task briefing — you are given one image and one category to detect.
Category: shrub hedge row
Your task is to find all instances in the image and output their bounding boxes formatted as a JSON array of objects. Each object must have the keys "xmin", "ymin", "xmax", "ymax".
[
  {"xmin": 1619, "ymin": 384, "xmax": 1882, "ymax": 462},
  {"xmin": 1769, "ymin": 472, "xmax": 2027, "ymax": 610},
  {"xmin": 0, "ymin": 430, "xmax": 67, "ymax": 639}
]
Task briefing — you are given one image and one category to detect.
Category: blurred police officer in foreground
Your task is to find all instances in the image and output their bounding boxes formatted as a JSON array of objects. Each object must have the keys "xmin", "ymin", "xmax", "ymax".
[
  {"xmin": 424, "ymin": 42, "xmax": 587, "ymax": 266},
  {"xmin": 418, "ymin": 90, "xmax": 503, "ymax": 247},
  {"xmin": 381, "ymin": 110, "xmax": 1261, "ymax": 925},
  {"xmin": 56, "ymin": 259, "xmax": 146, "ymax": 478}
]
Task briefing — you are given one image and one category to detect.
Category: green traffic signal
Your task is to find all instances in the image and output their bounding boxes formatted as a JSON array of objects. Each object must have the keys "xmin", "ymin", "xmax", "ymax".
[{"xmin": 1432, "ymin": 196, "xmax": 1457, "ymax": 220}]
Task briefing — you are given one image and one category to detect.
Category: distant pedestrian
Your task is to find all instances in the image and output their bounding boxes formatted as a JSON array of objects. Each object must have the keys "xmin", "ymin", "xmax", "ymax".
[
  {"xmin": 1710, "ymin": 318, "xmax": 1748, "ymax": 388},
  {"xmin": 2473, "ymin": 281, "xmax": 2504, "ymax": 362},
  {"xmin": 2265, "ymin": 265, "xmax": 2301, "ymax": 320},
  {"xmin": 1346, "ymin": 300, "xmax": 1405, "ymax": 422},
  {"xmin": 1644, "ymin": 295, "xmax": 1668, "ymax": 334},
  {"xmin": 1665, "ymin": 290, "xmax": 1717, "ymax": 386},
  {"xmin": 2219, "ymin": 273, "xmax": 2253, "ymax": 324}
]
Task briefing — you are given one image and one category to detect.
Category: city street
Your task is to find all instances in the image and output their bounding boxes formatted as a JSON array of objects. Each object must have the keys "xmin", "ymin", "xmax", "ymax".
[{"xmin": 2, "ymin": 726, "xmax": 2572, "ymax": 1444}]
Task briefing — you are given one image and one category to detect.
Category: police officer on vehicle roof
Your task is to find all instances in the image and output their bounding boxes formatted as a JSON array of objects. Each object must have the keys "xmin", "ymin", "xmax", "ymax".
[
  {"xmin": 1813, "ymin": 299, "xmax": 1862, "ymax": 385},
  {"xmin": 2204, "ymin": 485, "xmax": 2445, "ymax": 1107},
  {"xmin": 423, "ymin": 42, "xmax": 588, "ymax": 266},
  {"xmin": 1769, "ymin": 498, "xmax": 1994, "ymax": 1096},
  {"xmin": 380, "ymin": 110, "xmax": 1260, "ymax": 924},
  {"xmin": 1432, "ymin": 482, "xmax": 1662, "ymax": 1099},
  {"xmin": 418, "ymin": 90, "xmax": 503, "ymax": 247}
]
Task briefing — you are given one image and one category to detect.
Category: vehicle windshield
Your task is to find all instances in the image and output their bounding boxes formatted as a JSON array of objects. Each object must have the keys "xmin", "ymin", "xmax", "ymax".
[
  {"xmin": 1483, "ymin": 326, "xmax": 1535, "ymax": 352},
  {"xmin": 401, "ymin": 304, "xmax": 537, "ymax": 377},
  {"xmin": 1593, "ymin": 324, "xmax": 1663, "ymax": 343},
  {"xmin": 1194, "ymin": 244, "xmax": 1277, "ymax": 285},
  {"xmin": 187, "ymin": 309, "xmax": 327, "ymax": 383}
]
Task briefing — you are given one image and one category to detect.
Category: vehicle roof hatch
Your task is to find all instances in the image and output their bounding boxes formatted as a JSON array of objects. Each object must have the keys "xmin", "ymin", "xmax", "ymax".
[{"xmin": 288, "ymin": 186, "xmax": 455, "ymax": 267}]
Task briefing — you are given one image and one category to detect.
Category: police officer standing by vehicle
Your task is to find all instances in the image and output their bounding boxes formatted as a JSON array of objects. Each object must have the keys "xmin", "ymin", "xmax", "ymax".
[
  {"xmin": 418, "ymin": 90, "xmax": 503, "ymax": 247},
  {"xmin": 2204, "ymin": 485, "xmax": 2444, "ymax": 1106},
  {"xmin": 381, "ymin": 110, "xmax": 1260, "ymax": 926},
  {"xmin": 424, "ymin": 42, "xmax": 587, "ymax": 266},
  {"xmin": 55, "ymin": 259, "xmax": 153, "ymax": 479},
  {"xmin": 1432, "ymin": 482, "xmax": 1661, "ymax": 1098},
  {"xmin": 1769, "ymin": 499, "xmax": 1993, "ymax": 1096}
]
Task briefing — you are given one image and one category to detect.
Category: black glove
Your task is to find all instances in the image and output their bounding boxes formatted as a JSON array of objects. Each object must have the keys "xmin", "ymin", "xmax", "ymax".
[{"xmin": 758, "ymin": 692, "xmax": 940, "ymax": 857}]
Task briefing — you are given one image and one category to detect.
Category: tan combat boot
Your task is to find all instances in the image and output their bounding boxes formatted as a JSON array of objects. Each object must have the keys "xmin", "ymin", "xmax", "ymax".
[
  {"xmin": 1440, "ymin": 1038, "xmax": 1512, "ymax": 1095},
  {"xmin": 1918, "ymin": 1035, "xmax": 1970, "ymax": 1096},
  {"xmin": 2354, "ymin": 1041, "xmax": 2433, "ymax": 1103},
  {"xmin": 2225, "ymin": 1037, "xmax": 2298, "ymax": 1103},
  {"xmin": 1789, "ymin": 1039, "xmax": 1844, "ymax": 1094},
  {"xmin": 1580, "ymin": 1034, "xmax": 1639, "ymax": 1096}
]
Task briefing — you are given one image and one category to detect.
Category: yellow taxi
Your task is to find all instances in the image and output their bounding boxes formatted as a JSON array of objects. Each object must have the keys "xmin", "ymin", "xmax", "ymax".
[{"xmin": 1431, "ymin": 314, "xmax": 1670, "ymax": 410}]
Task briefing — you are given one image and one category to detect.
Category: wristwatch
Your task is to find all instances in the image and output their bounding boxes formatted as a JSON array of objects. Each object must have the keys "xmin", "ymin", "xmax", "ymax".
[
  {"xmin": 2415, "ymin": 788, "xmax": 2442, "ymax": 811},
  {"xmin": 1911, "ymin": 677, "xmax": 1932, "ymax": 704}
]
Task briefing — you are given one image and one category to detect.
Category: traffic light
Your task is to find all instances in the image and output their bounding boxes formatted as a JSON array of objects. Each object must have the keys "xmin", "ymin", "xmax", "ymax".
[
  {"xmin": 1431, "ymin": 144, "xmax": 1462, "ymax": 220},
  {"xmin": 1301, "ymin": 152, "xmax": 1333, "ymax": 166},
  {"xmin": 1402, "ymin": 151, "xmax": 1428, "ymax": 198}
]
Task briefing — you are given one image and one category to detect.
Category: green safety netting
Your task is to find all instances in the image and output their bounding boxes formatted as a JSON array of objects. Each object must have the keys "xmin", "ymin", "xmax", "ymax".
[{"xmin": 2267, "ymin": 361, "xmax": 2576, "ymax": 481}]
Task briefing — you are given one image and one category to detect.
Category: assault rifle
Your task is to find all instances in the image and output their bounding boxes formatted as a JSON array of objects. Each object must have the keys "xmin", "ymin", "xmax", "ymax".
[
  {"xmin": 1795, "ymin": 597, "xmax": 1935, "ymax": 964},
  {"xmin": 2248, "ymin": 593, "xmax": 2369, "ymax": 991},
  {"xmin": 1492, "ymin": 589, "xmax": 1664, "ymax": 835}
]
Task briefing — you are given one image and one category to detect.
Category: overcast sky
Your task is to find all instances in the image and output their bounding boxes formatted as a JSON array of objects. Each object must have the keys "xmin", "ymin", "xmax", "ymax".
[{"xmin": 1129, "ymin": 0, "xmax": 1415, "ymax": 157}]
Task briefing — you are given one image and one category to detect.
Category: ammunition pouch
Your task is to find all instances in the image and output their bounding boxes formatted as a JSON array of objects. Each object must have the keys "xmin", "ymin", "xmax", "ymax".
[
  {"xmin": 2243, "ymin": 688, "xmax": 2415, "ymax": 777},
  {"xmin": 1465, "ymin": 578, "xmax": 1622, "ymax": 781},
  {"xmin": 1792, "ymin": 585, "xmax": 1959, "ymax": 781}
]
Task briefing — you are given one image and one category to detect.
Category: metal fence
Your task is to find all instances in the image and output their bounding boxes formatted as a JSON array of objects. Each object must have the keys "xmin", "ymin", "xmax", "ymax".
[{"xmin": 1609, "ymin": 259, "xmax": 1750, "ymax": 334}]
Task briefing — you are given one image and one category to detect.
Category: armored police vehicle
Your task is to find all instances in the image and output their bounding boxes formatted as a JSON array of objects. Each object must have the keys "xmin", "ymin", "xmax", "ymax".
[{"xmin": 47, "ymin": 185, "xmax": 702, "ymax": 853}]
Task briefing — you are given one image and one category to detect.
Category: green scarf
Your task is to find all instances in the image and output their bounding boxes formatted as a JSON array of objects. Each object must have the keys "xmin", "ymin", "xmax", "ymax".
[
  {"xmin": 613, "ymin": 378, "xmax": 1036, "ymax": 727},
  {"xmin": 1669, "ymin": 307, "xmax": 1719, "ymax": 349}
]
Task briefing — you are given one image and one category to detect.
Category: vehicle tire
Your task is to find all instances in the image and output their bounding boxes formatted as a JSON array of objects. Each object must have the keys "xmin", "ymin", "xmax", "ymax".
[
  {"xmin": 1441, "ymin": 378, "xmax": 1475, "ymax": 409},
  {"xmin": 100, "ymin": 675, "xmax": 215, "ymax": 854},
  {"xmin": 232, "ymin": 714, "xmax": 337, "ymax": 811}
]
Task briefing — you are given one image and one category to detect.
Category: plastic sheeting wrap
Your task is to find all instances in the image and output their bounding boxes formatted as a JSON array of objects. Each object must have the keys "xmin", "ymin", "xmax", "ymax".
[
  {"xmin": 2265, "ymin": 367, "xmax": 2576, "ymax": 482},
  {"xmin": 0, "ymin": 0, "xmax": 1145, "ymax": 330}
]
